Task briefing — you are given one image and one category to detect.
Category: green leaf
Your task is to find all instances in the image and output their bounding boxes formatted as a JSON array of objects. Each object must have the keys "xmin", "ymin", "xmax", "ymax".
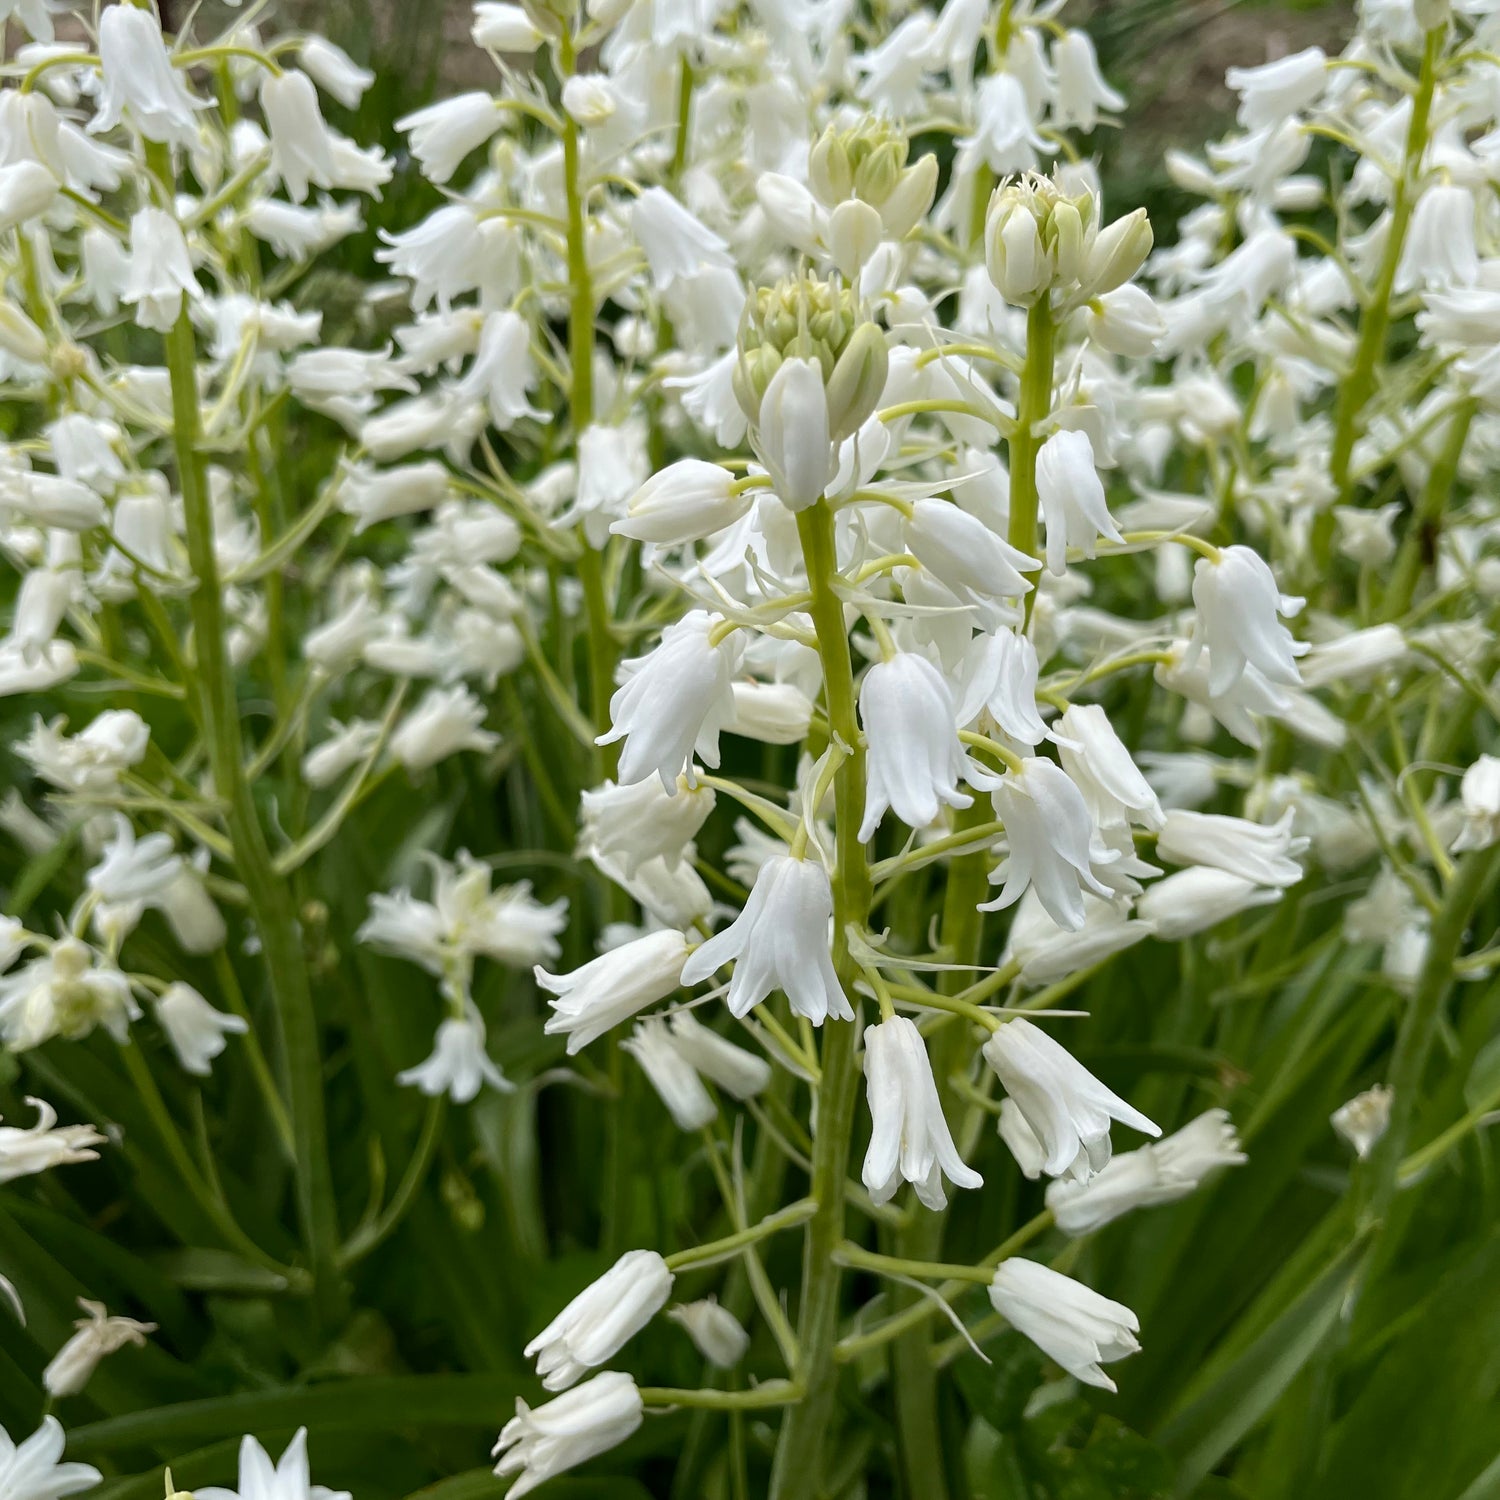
[
  {"xmin": 953, "ymin": 1335, "xmax": 1044, "ymax": 1432},
  {"xmin": 67, "ymin": 1377, "xmax": 524, "ymax": 1458},
  {"xmin": 1317, "ymin": 1229, "xmax": 1500, "ymax": 1500},
  {"xmin": 1153, "ymin": 1235, "xmax": 1368, "ymax": 1495}
]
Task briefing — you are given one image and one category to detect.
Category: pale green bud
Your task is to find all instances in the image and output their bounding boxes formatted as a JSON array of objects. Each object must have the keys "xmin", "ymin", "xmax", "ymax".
[
  {"xmin": 824, "ymin": 320, "xmax": 890, "ymax": 441},
  {"xmin": 879, "ymin": 153, "xmax": 939, "ymax": 239},
  {"xmin": 808, "ymin": 126, "xmax": 854, "ymax": 208},
  {"xmin": 1082, "ymin": 207, "xmax": 1154, "ymax": 297}
]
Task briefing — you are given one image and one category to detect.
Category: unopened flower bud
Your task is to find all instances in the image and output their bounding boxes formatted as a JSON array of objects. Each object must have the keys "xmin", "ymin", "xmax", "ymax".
[
  {"xmin": 611, "ymin": 459, "xmax": 749, "ymax": 545},
  {"xmin": 985, "ymin": 188, "xmax": 1051, "ymax": 306},
  {"xmin": 808, "ymin": 126, "xmax": 853, "ymax": 206},
  {"xmin": 1083, "ymin": 207, "xmax": 1154, "ymax": 297},
  {"xmin": 824, "ymin": 319, "xmax": 889, "ymax": 441},
  {"xmin": 0, "ymin": 299, "xmax": 47, "ymax": 365},
  {"xmin": 879, "ymin": 152, "xmax": 939, "ymax": 238}
]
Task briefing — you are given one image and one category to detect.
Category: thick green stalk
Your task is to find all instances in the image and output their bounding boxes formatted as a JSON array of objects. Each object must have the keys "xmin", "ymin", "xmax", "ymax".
[
  {"xmin": 769, "ymin": 500, "xmax": 873, "ymax": 1500},
  {"xmin": 556, "ymin": 29, "xmax": 617, "ymax": 773},
  {"xmin": 153, "ymin": 145, "xmax": 342, "ymax": 1318},
  {"xmin": 1315, "ymin": 25, "xmax": 1443, "ymax": 563},
  {"xmin": 1009, "ymin": 296, "xmax": 1056, "ymax": 609}
]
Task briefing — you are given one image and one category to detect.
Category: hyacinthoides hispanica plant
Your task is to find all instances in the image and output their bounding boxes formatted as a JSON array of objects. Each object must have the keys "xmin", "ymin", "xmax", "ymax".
[{"xmin": 2, "ymin": 0, "xmax": 1500, "ymax": 1498}]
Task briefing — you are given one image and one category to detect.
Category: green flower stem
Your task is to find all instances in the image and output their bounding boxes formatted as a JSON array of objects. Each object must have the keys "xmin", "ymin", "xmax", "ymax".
[
  {"xmin": 768, "ymin": 499, "xmax": 874, "ymax": 1500},
  {"xmin": 665, "ymin": 1198, "xmax": 819, "ymax": 1271},
  {"xmin": 833, "ymin": 1243, "xmax": 996, "ymax": 1285},
  {"xmin": 151, "ymin": 141, "xmax": 343, "ymax": 1323},
  {"xmin": 1383, "ymin": 396, "xmax": 1476, "ymax": 619},
  {"xmin": 834, "ymin": 1211, "xmax": 1054, "ymax": 1363},
  {"xmin": 556, "ymin": 28, "xmax": 617, "ymax": 774},
  {"xmin": 1316, "ymin": 24, "xmax": 1443, "ymax": 564},
  {"xmin": 1008, "ymin": 294, "xmax": 1057, "ymax": 607},
  {"xmin": 641, "ymin": 1380, "xmax": 803, "ymax": 1411}
]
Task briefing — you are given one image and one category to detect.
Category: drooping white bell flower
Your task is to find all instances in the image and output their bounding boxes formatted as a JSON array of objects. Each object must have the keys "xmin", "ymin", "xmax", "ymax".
[
  {"xmin": 1226, "ymin": 47, "xmax": 1327, "ymax": 129},
  {"xmin": 0, "ymin": 938, "xmax": 139, "ymax": 1051},
  {"xmin": 536, "ymin": 928, "xmax": 690, "ymax": 1053},
  {"xmin": 955, "ymin": 629, "xmax": 1049, "ymax": 745},
  {"xmin": 579, "ymin": 775, "xmax": 715, "ymax": 877},
  {"xmin": 397, "ymin": 1014, "xmax": 510, "ymax": 1103},
  {"xmin": 396, "ymin": 93, "xmax": 503, "ymax": 185},
  {"xmin": 122, "ymin": 208, "xmax": 199, "ymax": 334},
  {"xmin": 1054, "ymin": 704, "xmax": 1164, "ymax": 832},
  {"xmin": 472, "ymin": 3, "xmax": 544, "ymax": 50},
  {"xmin": 492, "ymin": 1372, "xmax": 643, "ymax": 1499},
  {"xmin": 631, "ymin": 187, "xmax": 734, "ymax": 290},
  {"xmin": 1451, "ymin": 755, "xmax": 1500, "ymax": 851},
  {"xmin": 623, "ymin": 1018, "xmax": 718, "ymax": 1131},
  {"xmin": 725, "ymin": 680, "xmax": 815, "ymax": 745},
  {"xmin": 452, "ymin": 309, "xmax": 542, "ymax": 430},
  {"xmin": 1036, "ymin": 429, "xmax": 1123, "ymax": 575},
  {"xmin": 259, "ymin": 71, "xmax": 338, "ymax": 203},
  {"xmin": 610, "ymin": 459, "xmax": 750, "ymax": 545},
  {"xmin": 1051, "ymin": 30, "xmax": 1125, "ymax": 131},
  {"xmin": 43, "ymin": 1300, "xmax": 156, "ymax": 1399},
  {"xmin": 905, "ymin": 498, "xmax": 1038, "ymax": 612},
  {"xmin": 1135, "ymin": 866, "xmax": 1280, "ymax": 939},
  {"xmin": 861, "ymin": 1016, "xmax": 982, "ymax": 1210},
  {"xmin": 668, "ymin": 1298, "xmax": 750, "ymax": 1368},
  {"xmin": 983, "ymin": 1018, "xmax": 1159, "ymax": 1181},
  {"xmin": 524, "ymin": 1251, "xmax": 673, "ymax": 1391},
  {"xmin": 666, "ymin": 1010, "xmax": 771, "ymax": 1099},
  {"xmin": 1331, "ymin": 1085, "xmax": 1393, "ymax": 1160},
  {"xmin": 755, "ymin": 357, "xmax": 836, "ymax": 512},
  {"xmin": 598, "ymin": 611, "xmax": 743, "ymax": 792},
  {"xmin": 1157, "ymin": 807, "xmax": 1308, "ymax": 888},
  {"xmin": 90, "ymin": 6, "xmax": 207, "ymax": 149},
  {"xmin": 988, "ymin": 1259, "xmax": 1140, "ymax": 1391},
  {"xmin": 153, "ymin": 982, "xmax": 248, "ymax": 1077},
  {"xmin": 389, "ymin": 686, "xmax": 499, "ymax": 772},
  {"xmin": 680, "ymin": 854, "xmax": 851, "ymax": 1023},
  {"xmin": 858, "ymin": 653, "xmax": 973, "ymax": 841},
  {"xmin": 1185, "ymin": 545, "xmax": 1304, "ymax": 698},
  {"xmin": 983, "ymin": 757, "xmax": 1113, "ymax": 932},
  {"xmin": 297, "ymin": 37, "xmax": 374, "ymax": 109},
  {"xmin": 0, "ymin": 1097, "xmax": 104, "ymax": 1185},
  {"xmin": 375, "ymin": 205, "xmax": 486, "ymax": 311},
  {"xmin": 1046, "ymin": 1109, "xmax": 1246, "ymax": 1234},
  {"xmin": 1003, "ymin": 889, "xmax": 1151, "ymax": 986},
  {"xmin": 1396, "ymin": 183, "xmax": 1480, "ymax": 291}
]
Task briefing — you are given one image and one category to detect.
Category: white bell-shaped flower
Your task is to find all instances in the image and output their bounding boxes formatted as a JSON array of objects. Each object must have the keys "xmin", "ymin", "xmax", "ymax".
[
  {"xmin": 680, "ymin": 854, "xmax": 850, "ymax": 1023},
  {"xmin": 858, "ymin": 653, "xmax": 973, "ymax": 841},
  {"xmin": 983, "ymin": 757, "xmax": 1113, "ymax": 932},
  {"xmin": 988, "ymin": 1259, "xmax": 1140, "ymax": 1391},
  {"xmin": 598, "ymin": 611, "xmax": 743, "ymax": 791},
  {"xmin": 755, "ymin": 357, "xmax": 836, "ymax": 512},
  {"xmin": 492, "ymin": 1372, "xmax": 643, "ymax": 1499},
  {"xmin": 982, "ymin": 1018, "xmax": 1159, "ymax": 1180},
  {"xmin": 1185, "ymin": 545, "xmax": 1304, "ymax": 699},
  {"xmin": 861, "ymin": 1016, "xmax": 982, "ymax": 1209},
  {"xmin": 1036, "ymin": 429, "xmax": 1123, "ymax": 576},
  {"xmin": 524, "ymin": 1252, "xmax": 673, "ymax": 1391},
  {"xmin": 536, "ymin": 929, "xmax": 690, "ymax": 1054},
  {"xmin": 1047, "ymin": 1109, "xmax": 1246, "ymax": 1234}
]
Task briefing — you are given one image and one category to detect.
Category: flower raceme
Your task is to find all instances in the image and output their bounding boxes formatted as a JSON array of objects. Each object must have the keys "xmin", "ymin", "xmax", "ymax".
[{"xmin": 5, "ymin": 0, "xmax": 1478, "ymax": 1495}]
